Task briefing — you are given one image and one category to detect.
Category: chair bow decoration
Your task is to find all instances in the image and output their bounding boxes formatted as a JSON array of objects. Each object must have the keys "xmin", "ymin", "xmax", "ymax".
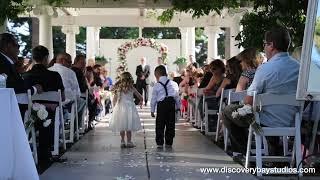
[{"xmin": 25, "ymin": 103, "xmax": 52, "ymax": 131}]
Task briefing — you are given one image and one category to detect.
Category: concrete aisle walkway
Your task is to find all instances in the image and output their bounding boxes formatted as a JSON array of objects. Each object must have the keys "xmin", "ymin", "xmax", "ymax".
[{"xmin": 41, "ymin": 107, "xmax": 256, "ymax": 180}]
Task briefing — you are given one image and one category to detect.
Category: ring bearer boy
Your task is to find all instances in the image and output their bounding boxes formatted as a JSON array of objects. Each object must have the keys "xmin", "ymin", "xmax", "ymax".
[{"xmin": 151, "ymin": 65, "xmax": 180, "ymax": 148}]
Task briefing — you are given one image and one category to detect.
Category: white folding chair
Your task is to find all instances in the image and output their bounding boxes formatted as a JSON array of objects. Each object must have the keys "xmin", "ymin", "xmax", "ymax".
[
  {"xmin": 188, "ymin": 87, "xmax": 197, "ymax": 123},
  {"xmin": 30, "ymin": 90, "xmax": 66, "ymax": 156},
  {"xmin": 64, "ymin": 98, "xmax": 78, "ymax": 143},
  {"xmin": 245, "ymin": 93, "xmax": 304, "ymax": 176},
  {"xmin": 195, "ymin": 88, "xmax": 204, "ymax": 128},
  {"xmin": 17, "ymin": 91, "xmax": 38, "ymax": 165},
  {"xmin": 215, "ymin": 88, "xmax": 235, "ymax": 143},
  {"xmin": 224, "ymin": 90, "xmax": 248, "ymax": 151},
  {"xmin": 79, "ymin": 90, "xmax": 89, "ymax": 134},
  {"xmin": 203, "ymin": 94, "xmax": 219, "ymax": 136}
]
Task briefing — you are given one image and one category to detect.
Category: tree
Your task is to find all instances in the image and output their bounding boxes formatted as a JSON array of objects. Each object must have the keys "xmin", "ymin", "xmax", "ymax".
[
  {"xmin": 235, "ymin": 0, "xmax": 307, "ymax": 51},
  {"xmin": 8, "ymin": 17, "xmax": 32, "ymax": 57},
  {"xmin": 100, "ymin": 27, "xmax": 138, "ymax": 39},
  {"xmin": 52, "ymin": 26, "xmax": 65, "ymax": 56},
  {"xmin": 0, "ymin": 0, "xmax": 67, "ymax": 25},
  {"xmin": 195, "ymin": 27, "xmax": 207, "ymax": 66},
  {"xmin": 143, "ymin": 27, "xmax": 180, "ymax": 39},
  {"xmin": 76, "ymin": 27, "xmax": 86, "ymax": 54},
  {"xmin": 159, "ymin": 0, "xmax": 308, "ymax": 52}
]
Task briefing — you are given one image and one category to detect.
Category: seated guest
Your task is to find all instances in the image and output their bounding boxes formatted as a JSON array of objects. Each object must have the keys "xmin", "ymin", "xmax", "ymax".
[
  {"xmin": 194, "ymin": 68, "xmax": 204, "ymax": 87},
  {"xmin": 100, "ymin": 68, "xmax": 112, "ymax": 114},
  {"xmin": 0, "ymin": 33, "xmax": 42, "ymax": 118},
  {"xmin": 23, "ymin": 46, "xmax": 65, "ymax": 99},
  {"xmin": 235, "ymin": 48, "xmax": 258, "ymax": 91},
  {"xmin": 199, "ymin": 60, "xmax": 225, "ymax": 119},
  {"xmin": 49, "ymin": 53, "xmax": 86, "ymax": 121},
  {"xmin": 23, "ymin": 45, "xmax": 65, "ymax": 172},
  {"xmin": 198, "ymin": 64, "xmax": 213, "ymax": 88},
  {"xmin": 92, "ymin": 64, "xmax": 103, "ymax": 87},
  {"xmin": 72, "ymin": 54, "xmax": 88, "ymax": 94},
  {"xmin": 216, "ymin": 57, "xmax": 242, "ymax": 97},
  {"xmin": 223, "ymin": 27, "xmax": 300, "ymax": 159},
  {"xmin": 85, "ymin": 66, "xmax": 98, "ymax": 129},
  {"xmin": 48, "ymin": 57, "xmax": 56, "ymax": 67},
  {"xmin": 49, "ymin": 53, "xmax": 80, "ymax": 99},
  {"xmin": 203, "ymin": 60, "xmax": 225, "ymax": 95},
  {"xmin": 173, "ymin": 69, "xmax": 184, "ymax": 85}
]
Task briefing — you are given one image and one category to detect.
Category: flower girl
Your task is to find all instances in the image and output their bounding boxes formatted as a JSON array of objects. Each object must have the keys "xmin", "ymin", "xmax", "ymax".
[{"xmin": 109, "ymin": 72, "xmax": 143, "ymax": 148}]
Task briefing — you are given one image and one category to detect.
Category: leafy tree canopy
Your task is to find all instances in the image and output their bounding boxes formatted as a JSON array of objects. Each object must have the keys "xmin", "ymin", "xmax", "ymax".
[
  {"xmin": 143, "ymin": 27, "xmax": 180, "ymax": 39},
  {"xmin": 158, "ymin": 0, "xmax": 307, "ymax": 51},
  {"xmin": 236, "ymin": 0, "xmax": 307, "ymax": 50}
]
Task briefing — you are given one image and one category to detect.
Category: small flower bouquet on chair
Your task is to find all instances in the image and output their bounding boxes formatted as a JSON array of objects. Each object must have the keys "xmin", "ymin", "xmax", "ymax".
[
  {"xmin": 25, "ymin": 103, "xmax": 52, "ymax": 130},
  {"xmin": 231, "ymin": 104, "xmax": 263, "ymax": 134}
]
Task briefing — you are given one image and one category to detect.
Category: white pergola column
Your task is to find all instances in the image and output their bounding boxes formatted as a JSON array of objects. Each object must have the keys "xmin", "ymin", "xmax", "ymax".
[
  {"xmin": 139, "ymin": 27, "xmax": 143, "ymax": 38},
  {"xmin": 38, "ymin": 6, "xmax": 53, "ymax": 59},
  {"xmin": 179, "ymin": 27, "xmax": 188, "ymax": 58},
  {"xmin": 187, "ymin": 27, "xmax": 196, "ymax": 58},
  {"xmin": 230, "ymin": 22, "xmax": 241, "ymax": 57},
  {"xmin": 205, "ymin": 26, "xmax": 221, "ymax": 63},
  {"xmin": 86, "ymin": 26, "xmax": 100, "ymax": 60},
  {"xmin": 0, "ymin": 18, "xmax": 8, "ymax": 33},
  {"xmin": 62, "ymin": 25, "xmax": 79, "ymax": 61},
  {"xmin": 225, "ymin": 19, "xmax": 241, "ymax": 59}
]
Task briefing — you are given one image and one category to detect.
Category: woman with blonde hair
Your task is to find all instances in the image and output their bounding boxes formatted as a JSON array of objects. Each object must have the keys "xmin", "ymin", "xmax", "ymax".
[
  {"xmin": 235, "ymin": 47, "xmax": 258, "ymax": 91},
  {"xmin": 109, "ymin": 72, "xmax": 143, "ymax": 148}
]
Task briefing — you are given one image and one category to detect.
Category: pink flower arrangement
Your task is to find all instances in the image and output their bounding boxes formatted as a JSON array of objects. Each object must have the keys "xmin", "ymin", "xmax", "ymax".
[{"xmin": 117, "ymin": 38, "xmax": 169, "ymax": 71}]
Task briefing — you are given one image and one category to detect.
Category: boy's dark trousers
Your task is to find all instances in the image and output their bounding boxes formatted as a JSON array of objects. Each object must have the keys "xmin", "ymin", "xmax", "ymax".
[{"xmin": 156, "ymin": 97, "xmax": 176, "ymax": 146}]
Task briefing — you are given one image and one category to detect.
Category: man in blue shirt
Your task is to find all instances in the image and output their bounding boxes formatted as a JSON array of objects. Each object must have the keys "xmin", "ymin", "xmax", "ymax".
[{"xmin": 223, "ymin": 27, "xmax": 300, "ymax": 157}]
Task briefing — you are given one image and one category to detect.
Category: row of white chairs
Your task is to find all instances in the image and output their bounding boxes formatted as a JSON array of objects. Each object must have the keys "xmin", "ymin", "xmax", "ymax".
[
  {"xmin": 20, "ymin": 89, "xmax": 89, "ymax": 165},
  {"xmin": 187, "ymin": 88, "xmax": 304, "ymax": 176}
]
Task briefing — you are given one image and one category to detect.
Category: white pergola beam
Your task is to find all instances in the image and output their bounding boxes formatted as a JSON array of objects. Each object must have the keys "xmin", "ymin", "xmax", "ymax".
[
  {"xmin": 63, "ymin": 0, "xmax": 172, "ymax": 9},
  {"xmin": 52, "ymin": 15, "xmax": 236, "ymax": 28}
]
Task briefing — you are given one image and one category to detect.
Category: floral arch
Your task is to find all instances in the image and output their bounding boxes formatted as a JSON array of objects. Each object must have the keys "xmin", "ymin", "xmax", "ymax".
[{"xmin": 117, "ymin": 38, "xmax": 168, "ymax": 74}]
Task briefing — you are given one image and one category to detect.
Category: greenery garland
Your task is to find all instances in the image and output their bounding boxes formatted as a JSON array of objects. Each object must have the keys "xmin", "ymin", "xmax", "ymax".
[{"xmin": 0, "ymin": 0, "xmax": 68, "ymax": 25}]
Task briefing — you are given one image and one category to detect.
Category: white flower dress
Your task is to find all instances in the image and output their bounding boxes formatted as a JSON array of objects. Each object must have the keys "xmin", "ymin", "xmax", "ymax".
[{"xmin": 109, "ymin": 89, "xmax": 142, "ymax": 132}]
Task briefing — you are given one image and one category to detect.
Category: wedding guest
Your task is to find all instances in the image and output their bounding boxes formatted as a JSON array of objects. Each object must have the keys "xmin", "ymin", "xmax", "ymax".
[
  {"xmin": 188, "ymin": 54, "xmax": 199, "ymax": 68},
  {"xmin": 0, "ymin": 33, "xmax": 43, "ymax": 118},
  {"xmin": 92, "ymin": 64, "xmax": 103, "ymax": 87},
  {"xmin": 85, "ymin": 66, "xmax": 98, "ymax": 130},
  {"xmin": 49, "ymin": 52, "xmax": 86, "ymax": 120},
  {"xmin": 215, "ymin": 56, "xmax": 242, "ymax": 97},
  {"xmin": 235, "ymin": 48, "xmax": 258, "ymax": 91},
  {"xmin": 23, "ymin": 45, "xmax": 65, "ymax": 172},
  {"xmin": 72, "ymin": 54, "xmax": 88, "ymax": 93},
  {"xmin": 198, "ymin": 60, "xmax": 225, "ymax": 120},
  {"xmin": 48, "ymin": 57, "xmax": 56, "ymax": 67},
  {"xmin": 198, "ymin": 64, "xmax": 213, "ymax": 88},
  {"xmin": 223, "ymin": 27, "xmax": 300, "ymax": 159},
  {"xmin": 151, "ymin": 65, "xmax": 180, "ymax": 149}
]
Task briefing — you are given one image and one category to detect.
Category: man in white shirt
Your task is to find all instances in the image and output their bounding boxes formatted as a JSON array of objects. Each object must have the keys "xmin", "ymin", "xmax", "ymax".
[
  {"xmin": 49, "ymin": 53, "xmax": 80, "ymax": 99},
  {"xmin": 151, "ymin": 65, "xmax": 180, "ymax": 149},
  {"xmin": 49, "ymin": 53, "xmax": 85, "ymax": 119}
]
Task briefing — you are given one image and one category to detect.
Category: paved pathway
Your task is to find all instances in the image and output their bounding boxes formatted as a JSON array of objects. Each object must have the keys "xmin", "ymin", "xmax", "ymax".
[{"xmin": 40, "ymin": 107, "xmax": 256, "ymax": 180}]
